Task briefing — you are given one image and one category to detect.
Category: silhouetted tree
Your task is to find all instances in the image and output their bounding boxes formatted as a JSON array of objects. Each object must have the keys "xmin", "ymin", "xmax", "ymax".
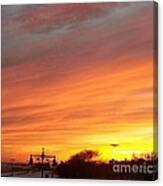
[{"xmin": 56, "ymin": 151, "xmax": 158, "ymax": 180}]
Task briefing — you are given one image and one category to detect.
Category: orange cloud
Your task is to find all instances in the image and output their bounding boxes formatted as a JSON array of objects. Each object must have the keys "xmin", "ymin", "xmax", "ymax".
[{"xmin": 2, "ymin": 2, "xmax": 156, "ymax": 162}]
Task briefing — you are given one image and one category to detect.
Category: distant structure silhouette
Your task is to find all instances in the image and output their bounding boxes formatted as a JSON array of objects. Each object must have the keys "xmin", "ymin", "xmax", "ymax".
[
  {"xmin": 29, "ymin": 154, "xmax": 33, "ymax": 165},
  {"xmin": 28, "ymin": 147, "xmax": 57, "ymax": 177}
]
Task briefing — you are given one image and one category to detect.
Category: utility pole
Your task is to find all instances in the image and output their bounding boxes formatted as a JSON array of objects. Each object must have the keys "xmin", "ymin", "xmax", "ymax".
[
  {"xmin": 41, "ymin": 147, "xmax": 45, "ymax": 178},
  {"xmin": 30, "ymin": 147, "xmax": 56, "ymax": 178}
]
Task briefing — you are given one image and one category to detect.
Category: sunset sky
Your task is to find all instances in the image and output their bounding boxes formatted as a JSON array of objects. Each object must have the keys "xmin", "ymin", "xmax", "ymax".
[{"xmin": 2, "ymin": 2, "xmax": 156, "ymax": 163}]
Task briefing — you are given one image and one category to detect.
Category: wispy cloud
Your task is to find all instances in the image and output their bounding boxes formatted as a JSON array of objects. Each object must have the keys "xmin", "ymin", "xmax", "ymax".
[{"xmin": 2, "ymin": 2, "xmax": 155, "ymax": 162}]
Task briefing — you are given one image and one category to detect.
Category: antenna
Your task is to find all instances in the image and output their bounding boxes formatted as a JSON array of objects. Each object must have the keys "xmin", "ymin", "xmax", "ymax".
[{"xmin": 29, "ymin": 147, "xmax": 57, "ymax": 178}]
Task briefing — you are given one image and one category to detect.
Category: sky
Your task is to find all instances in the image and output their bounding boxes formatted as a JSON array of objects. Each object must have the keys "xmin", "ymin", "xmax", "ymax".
[{"xmin": 2, "ymin": 2, "xmax": 156, "ymax": 163}]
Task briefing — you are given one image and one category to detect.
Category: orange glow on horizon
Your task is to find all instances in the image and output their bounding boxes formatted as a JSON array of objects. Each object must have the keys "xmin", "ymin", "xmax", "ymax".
[{"xmin": 2, "ymin": 3, "xmax": 156, "ymax": 163}]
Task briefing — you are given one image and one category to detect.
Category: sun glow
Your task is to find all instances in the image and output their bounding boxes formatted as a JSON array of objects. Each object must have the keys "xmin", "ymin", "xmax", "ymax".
[{"xmin": 2, "ymin": 3, "xmax": 155, "ymax": 163}]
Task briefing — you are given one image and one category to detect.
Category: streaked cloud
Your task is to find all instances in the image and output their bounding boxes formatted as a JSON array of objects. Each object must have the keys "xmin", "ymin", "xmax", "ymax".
[{"xmin": 2, "ymin": 2, "xmax": 155, "ymax": 162}]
